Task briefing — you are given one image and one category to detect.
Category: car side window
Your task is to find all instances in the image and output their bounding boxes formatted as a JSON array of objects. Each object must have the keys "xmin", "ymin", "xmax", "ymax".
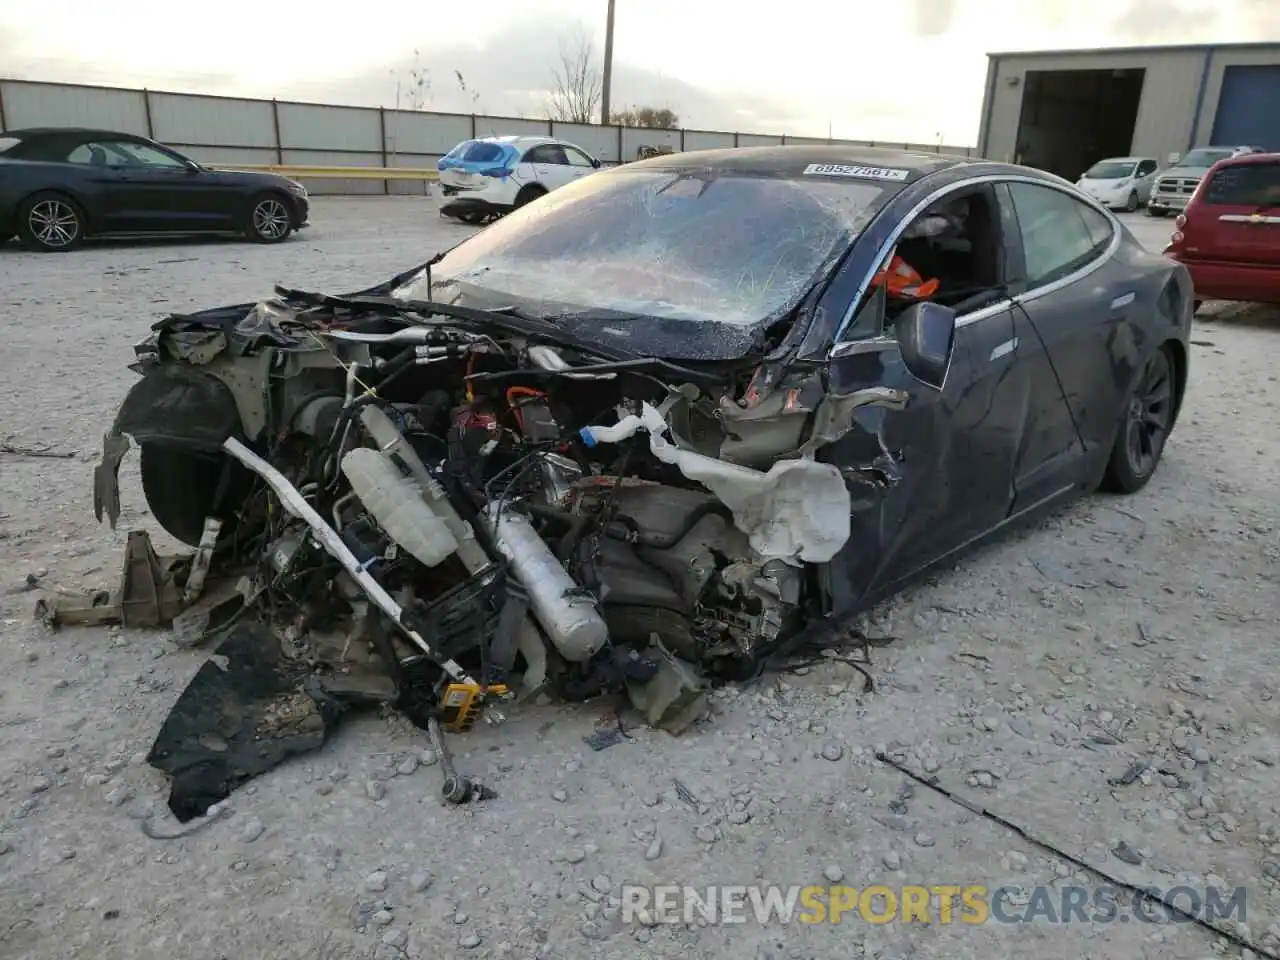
[
  {"xmin": 68, "ymin": 141, "xmax": 186, "ymax": 168},
  {"xmin": 1007, "ymin": 183, "xmax": 1113, "ymax": 288},
  {"xmin": 525, "ymin": 144, "xmax": 569, "ymax": 165},
  {"xmin": 1138, "ymin": 160, "xmax": 1157, "ymax": 177},
  {"xmin": 1203, "ymin": 162, "xmax": 1280, "ymax": 206},
  {"xmin": 564, "ymin": 146, "xmax": 595, "ymax": 167},
  {"xmin": 113, "ymin": 142, "xmax": 188, "ymax": 168}
]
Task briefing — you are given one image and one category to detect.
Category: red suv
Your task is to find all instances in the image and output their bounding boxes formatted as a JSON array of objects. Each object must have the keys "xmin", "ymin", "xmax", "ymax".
[{"xmin": 1163, "ymin": 151, "xmax": 1280, "ymax": 309}]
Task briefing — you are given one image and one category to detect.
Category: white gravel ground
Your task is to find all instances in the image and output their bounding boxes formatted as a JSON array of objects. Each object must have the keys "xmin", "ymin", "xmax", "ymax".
[{"xmin": 1, "ymin": 199, "xmax": 1278, "ymax": 960}]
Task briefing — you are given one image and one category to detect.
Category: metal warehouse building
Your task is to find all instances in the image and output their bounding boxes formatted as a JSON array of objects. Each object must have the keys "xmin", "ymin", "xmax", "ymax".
[{"xmin": 976, "ymin": 42, "xmax": 1280, "ymax": 179}]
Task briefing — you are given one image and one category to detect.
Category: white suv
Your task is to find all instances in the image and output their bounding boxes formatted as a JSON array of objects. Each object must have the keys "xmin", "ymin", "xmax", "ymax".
[{"xmin": 437, "ymin": 135, "xmax": 601, "ymax": 224}]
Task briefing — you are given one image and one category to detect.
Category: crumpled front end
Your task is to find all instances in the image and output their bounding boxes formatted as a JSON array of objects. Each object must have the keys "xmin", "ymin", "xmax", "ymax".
[{"xmin": 90, "ymin": 284, "xmax": 914, "ymax": 818}]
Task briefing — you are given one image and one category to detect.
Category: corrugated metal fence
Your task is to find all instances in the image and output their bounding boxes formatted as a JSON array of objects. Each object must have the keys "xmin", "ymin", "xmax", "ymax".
[{"xmin": 0, "ymin": 78, "xmax": 978, "ymax": 195}]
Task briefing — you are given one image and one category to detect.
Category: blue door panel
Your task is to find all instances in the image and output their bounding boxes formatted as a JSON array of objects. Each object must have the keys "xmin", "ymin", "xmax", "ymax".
[{"xmin": 1210, "ymin": 66, "xmax": 1280, "ymax": 151}]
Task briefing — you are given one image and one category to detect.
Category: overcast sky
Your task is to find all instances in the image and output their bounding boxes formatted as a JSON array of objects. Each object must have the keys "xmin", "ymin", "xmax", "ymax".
[{"xmin": 2, "ymin": 0, "xmax": 1277, "ymax": 144}]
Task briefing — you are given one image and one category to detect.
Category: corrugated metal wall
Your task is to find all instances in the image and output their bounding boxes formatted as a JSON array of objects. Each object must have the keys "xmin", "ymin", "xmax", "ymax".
[
  {"xmin": 981, "ymin": 44, "xmax": 1280, "ymax": 168},
  {"xmin": 0, "ymin": 79, "xmax": 977, "ymax": 195}
]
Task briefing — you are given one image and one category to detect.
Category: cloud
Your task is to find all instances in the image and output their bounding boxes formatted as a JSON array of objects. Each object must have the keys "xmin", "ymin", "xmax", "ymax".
[
  {"xmin": 1109, "ymin": 0, "xmax": 1223, "ymax": 43},
  {"xmin": 905, "ymin": 0, "xmax": 959, "ymax": 36},
  {"xmin": 276, "ymin": 12, "xmax": 819, "ymax": 135}
]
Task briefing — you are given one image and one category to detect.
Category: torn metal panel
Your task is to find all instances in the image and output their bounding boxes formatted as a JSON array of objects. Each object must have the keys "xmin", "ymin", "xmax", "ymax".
[{"xmin": 581, "ymin": 402, "xmax": 852, "ymax": 563}]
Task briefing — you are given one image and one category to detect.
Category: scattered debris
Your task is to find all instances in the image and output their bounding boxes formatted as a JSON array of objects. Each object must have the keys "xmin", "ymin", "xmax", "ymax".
[{"xmin": 0, "ymin": 438, "xmax": 77, "ymax": 459}]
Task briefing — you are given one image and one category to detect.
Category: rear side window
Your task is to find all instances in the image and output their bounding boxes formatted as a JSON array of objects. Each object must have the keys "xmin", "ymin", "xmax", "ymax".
[
  {"xmin": 1008, "ymin": 182, "xmax": 1114, "ymax": 287},
  {"xmin": 447, "ymin": 140, "xmax": 507, "ymax": 163},
  {"xmin": 1202, "ymin": 162, "xmax": 1280, "ymax": 207}
]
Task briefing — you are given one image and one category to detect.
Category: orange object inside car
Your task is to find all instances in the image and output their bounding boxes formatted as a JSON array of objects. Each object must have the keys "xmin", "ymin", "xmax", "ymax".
[{"xmin": 872, "ymin": 253, "xmax": 940, "ymax": 299}]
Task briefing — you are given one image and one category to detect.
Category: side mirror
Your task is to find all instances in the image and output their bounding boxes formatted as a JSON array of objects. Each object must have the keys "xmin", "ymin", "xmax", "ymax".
[
  {"xmin": 184, "ymin": 160, "xmax": 202, "ymax": 174},
  {"xmin": 591, "ymin": 157, "xmax": 601, "ymax": 168},
  {"xmin": 894, "ymin": 301, "xmax": 956, "ymax": 390}
]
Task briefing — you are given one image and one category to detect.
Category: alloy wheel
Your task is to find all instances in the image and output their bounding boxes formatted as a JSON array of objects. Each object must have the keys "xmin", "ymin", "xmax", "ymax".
[
  {"xmin": 1124, "ymin": 350, "xmax": 1173, "ymax": 478},
  {"xmin": 252, "ymin": 199, "xmax": 290, "ymax": 240},
  {"xmin": 28, "ymin": 199, "xmax": 80, "ymax": 249}
]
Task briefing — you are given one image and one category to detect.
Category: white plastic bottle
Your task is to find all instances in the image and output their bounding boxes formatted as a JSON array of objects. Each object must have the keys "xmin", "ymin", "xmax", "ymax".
[
  {"xmin": 358, "ymin": 405, "xmax": 489, "ymax": 574},
  {"xmin": 341, "ymin": 446, "xmax": 459, "ymax": 567}
]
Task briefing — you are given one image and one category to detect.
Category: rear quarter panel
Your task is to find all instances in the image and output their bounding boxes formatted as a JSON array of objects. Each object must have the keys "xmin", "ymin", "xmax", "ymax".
[{"xmin": 0, "ymin": 159, "xmax": 108, "ymax": 232}]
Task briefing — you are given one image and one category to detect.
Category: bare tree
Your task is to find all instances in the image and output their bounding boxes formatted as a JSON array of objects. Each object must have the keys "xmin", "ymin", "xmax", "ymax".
[
  {"xmin": 611, "ymin": 106, "xmax": 680, "ymax": 129},
  {"xmin": 455, "ymin": 70, "xmax": 481, "ymax": 113},
  {"xmin": 547, "ymin": 30, "xmax": 602, "ymax": 124},
  {"xmin": 402, "ymin": 49, "xmax": 431, "ymax": 111}
]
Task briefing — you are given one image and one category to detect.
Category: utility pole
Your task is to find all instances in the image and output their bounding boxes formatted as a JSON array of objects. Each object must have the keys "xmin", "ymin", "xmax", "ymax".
[{"xmin": 601, "ymin": 0, "xmax": 616, "ymax": 124}]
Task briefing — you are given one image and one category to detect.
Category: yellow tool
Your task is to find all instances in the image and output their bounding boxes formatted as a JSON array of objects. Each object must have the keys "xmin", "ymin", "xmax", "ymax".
[{"xmin": 441, "ymin": 683, "xmax": 509, "ymax": 731}]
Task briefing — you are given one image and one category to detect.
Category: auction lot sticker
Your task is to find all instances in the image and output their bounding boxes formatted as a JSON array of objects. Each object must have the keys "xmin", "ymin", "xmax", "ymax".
[{"xmin": 802, "ymin": 163, "xmax": 910, "ymax": 181}]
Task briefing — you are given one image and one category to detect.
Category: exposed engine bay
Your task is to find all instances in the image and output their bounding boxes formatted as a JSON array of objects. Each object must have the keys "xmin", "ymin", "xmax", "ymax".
[{"xmin": 89, "ymin": 279, "xmax": 910, "ymax": 817}]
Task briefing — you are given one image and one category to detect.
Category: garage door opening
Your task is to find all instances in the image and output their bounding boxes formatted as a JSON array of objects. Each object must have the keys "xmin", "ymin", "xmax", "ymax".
[{"xmin": 1012, "ymin": 68, "xmax": 1146, "ymax": 180}]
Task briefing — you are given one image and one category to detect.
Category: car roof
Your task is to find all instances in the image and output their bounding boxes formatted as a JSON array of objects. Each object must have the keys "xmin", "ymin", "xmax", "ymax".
[
  {"xmin": 475, "ymin": 135, "xmax": 558, "ymax": 147},
  {"xmin": 623, "ymin": 145, "xmax": 973, "ymax": 183},
  {"xmin": 1093, "ymin": 156, "xmax": 1150, "ymax": 163},
  {"xmin": 1, "ymin": 127, "xmax": 150, "ymax": 141},
  {"xmin": 1210, "ymin": 151, "xmax": 1280, "ymax": 167}
]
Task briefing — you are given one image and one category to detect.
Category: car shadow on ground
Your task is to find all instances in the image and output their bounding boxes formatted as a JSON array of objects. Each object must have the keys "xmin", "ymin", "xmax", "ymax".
[{"xmin": 0, "ymin": 233, "xmax": 317, "ymax": 255}]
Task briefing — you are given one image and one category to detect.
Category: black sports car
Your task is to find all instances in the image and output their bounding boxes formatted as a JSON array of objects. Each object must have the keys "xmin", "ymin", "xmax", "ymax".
[
  {"xmin": 0, "ymin": 127, "xmax": 310, "ymax": 251},
  {"xmin": 95, "ymin": 145, "xmax": 1190, "ymax": 694}
]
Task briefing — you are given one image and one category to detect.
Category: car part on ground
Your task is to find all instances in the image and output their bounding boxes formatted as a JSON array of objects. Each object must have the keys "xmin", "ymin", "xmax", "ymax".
[
  {"xmin": 437, "ymin": 135, "xmax": 600, "ymax": 224},
  {"xmin": 1163, "ymin": 151, "xmax": 1280, "ymax": 307},
  {"xmin": 0, "ymin": 126, "xmax": 309, "ymax": 250}
]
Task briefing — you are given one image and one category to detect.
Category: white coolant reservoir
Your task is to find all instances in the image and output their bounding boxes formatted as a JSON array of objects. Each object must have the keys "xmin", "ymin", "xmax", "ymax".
[
  {"xmin": 358, "ymin": 405, "xmax": 488, "ymax": 573},
  {"xmin": 341, "ymin": 447, "xmax": 459, "ymax": 567}
]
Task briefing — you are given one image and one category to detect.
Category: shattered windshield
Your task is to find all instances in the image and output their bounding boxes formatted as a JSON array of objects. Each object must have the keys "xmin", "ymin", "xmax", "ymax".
[
  {"xmin": 1181, "ymin": 149, "xmax": 1235, "ymax": 168},
  {"xmin": 395, "ymin": 168, "xmax": 890, "ymax": 327},
  {"xmin": 1084, "ymin": 161, "xmax": 1136, "ymax": 180}
]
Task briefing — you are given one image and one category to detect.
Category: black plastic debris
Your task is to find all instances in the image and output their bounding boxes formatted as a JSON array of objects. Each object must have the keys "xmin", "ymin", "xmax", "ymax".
[{"xmin": 146, "ymin": 621, "xmax": 349, "ymax": 821}]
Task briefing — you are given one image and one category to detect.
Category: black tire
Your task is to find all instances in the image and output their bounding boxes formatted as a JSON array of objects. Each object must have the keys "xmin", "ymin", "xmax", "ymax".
[
  {"xmin": 1146, "ymin": 207, "xmax": 1168, "ymax": 218},
  {"xmin": 1125, "ymin": 191, "xmax": 1139, "ymax": 213},
  {"xmin": 1100, "ymin": 347, "xmax": 1176, "ymax": 494},
  {"xmin": 140, "ymin": 445, "xmax": 249, "ymax": 546},
  {"xmin": 245, "ymin": 192, "xmax": 294, "ymax": 243},
  {"xmin": 17, "ymin": 192, "xmax": 85, "ymax": 252},
  {"xmin": 459, "ymin": 211, "xmax": 487, "ymax": 225},
  {"xmin": 513, "ymin": 184, "xmax": 546, "ymax": 209}
]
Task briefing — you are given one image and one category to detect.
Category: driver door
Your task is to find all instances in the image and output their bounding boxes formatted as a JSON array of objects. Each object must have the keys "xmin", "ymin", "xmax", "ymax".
[
  {"xmin": 819, "ymin": 182, "xmax": 1025, "ymax": 606},
  {"xmin": 101, "ymin": 141, "xmax": 236, "ymax": 232}
]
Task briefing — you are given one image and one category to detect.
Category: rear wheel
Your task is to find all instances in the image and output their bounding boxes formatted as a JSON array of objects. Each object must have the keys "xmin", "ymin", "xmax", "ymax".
[
  {"xmin": 513, "ymin": 184, "xmax": 546, "ymax": 209},
  {"xmin": 18, "ymin": 192, "xmax": 85, "ymax": 252},
  {"xmin": 1101, "ymin": 347, "xmax": 1175, "ymax": 494},
  {"xmin": 1125, "ymin": 191, "xmax": 1139, "ymax": 212},
  {"xmin": 245, "ymin": 193, "xmax": 294, "ymax": 243}
]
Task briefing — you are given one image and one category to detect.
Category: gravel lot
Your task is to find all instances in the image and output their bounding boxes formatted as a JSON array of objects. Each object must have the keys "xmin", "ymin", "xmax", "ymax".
[{"xmin": 1, "ymin": 198, "xmax": 1278, "ymax": 960}]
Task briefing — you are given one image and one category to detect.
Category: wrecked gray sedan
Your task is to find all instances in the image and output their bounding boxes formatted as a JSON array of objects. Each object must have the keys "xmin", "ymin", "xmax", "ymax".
[{"xmin": 92, "ymin": 146, "xmax": 1192, "ymax": 818}]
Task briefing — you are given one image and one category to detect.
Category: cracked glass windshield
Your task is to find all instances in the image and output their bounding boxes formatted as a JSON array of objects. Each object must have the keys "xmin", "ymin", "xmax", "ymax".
[{"xmin": 394, "ymin": 168, "xmax": 890, "ymax": 327}]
